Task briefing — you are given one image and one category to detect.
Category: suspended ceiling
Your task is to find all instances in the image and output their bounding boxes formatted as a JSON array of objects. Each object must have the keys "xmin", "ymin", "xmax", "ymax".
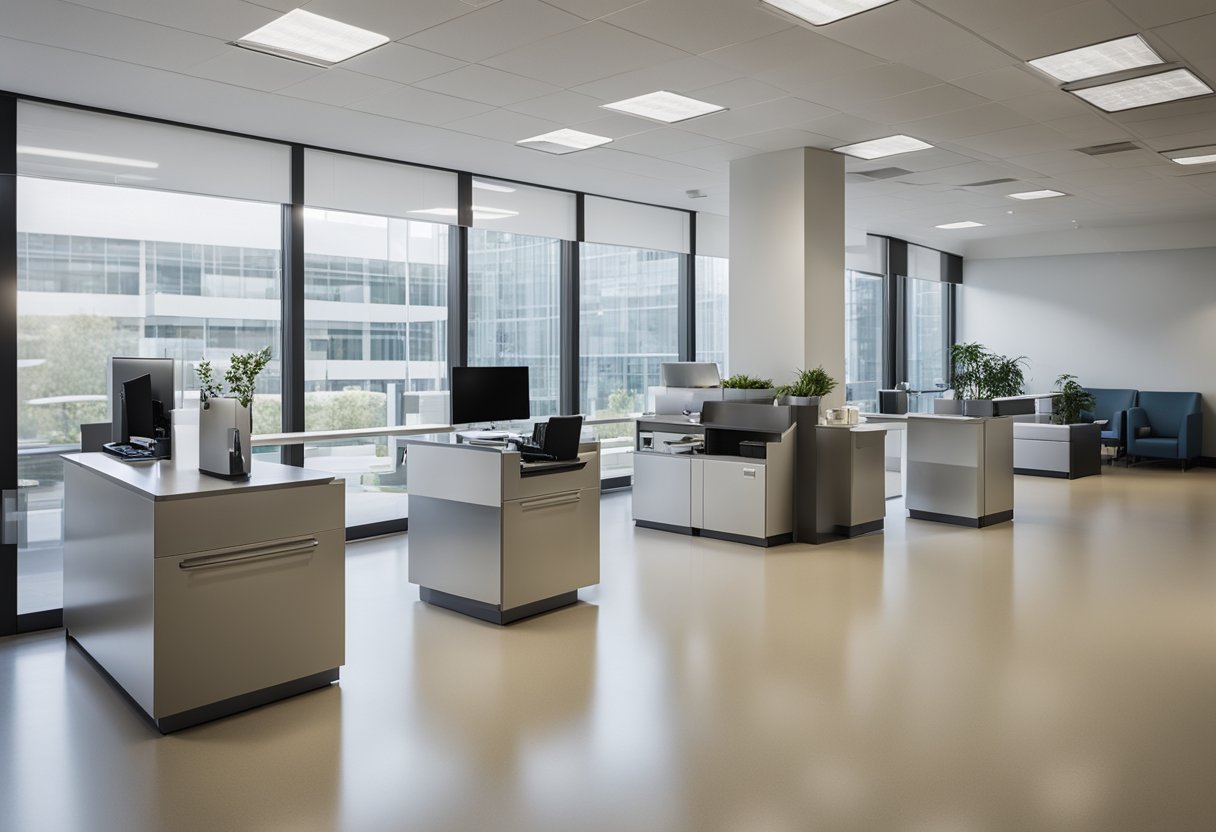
[{"xmin": 3, "ymin": 0, "xmax": 1216, "ymax": 253}]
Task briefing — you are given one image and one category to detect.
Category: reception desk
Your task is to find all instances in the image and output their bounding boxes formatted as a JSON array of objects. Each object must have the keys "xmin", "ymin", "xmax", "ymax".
[
  {"xmin": 406, "ymin": 437, "xmax": 601, "ymax": 624},
  {"xmin": 906, "ymin": 414, "xmax": 1014, "ymax": 527},
  {"xmin": 63, "ymin": 454, "xmax": 346, "ymax": 733}
]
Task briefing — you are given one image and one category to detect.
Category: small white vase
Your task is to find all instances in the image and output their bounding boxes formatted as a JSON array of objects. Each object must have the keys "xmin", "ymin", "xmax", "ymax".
[{"xmin": 198, "ymin": 397, "xmax": 252, "ymax": 479}]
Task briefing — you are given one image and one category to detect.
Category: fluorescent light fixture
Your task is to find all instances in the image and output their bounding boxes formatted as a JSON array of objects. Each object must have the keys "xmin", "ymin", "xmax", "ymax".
[
  {"xmin": 473, "ymin": 180, "xmax": 517, "ymax": 193},
  {"xmin": 234, "ymin": 9, "xmax": 389, "ymax": 67},
  {"xmin": 761, "ymin": 0, "xmax": 898, "ymax": 26},
  {"xmin": 1007, "ymin": 189, "xmax": 1067, "ymax": 200},
  {"xmin": 1164, "ymin": 145, "xmax": 1216, "ymax": 165},
  {"xmin": 17, "ymin": 145, "xmax": 159, "ymax": 169},
  {"xmin": 601, "ymin": 91, "xmax": 726, "ymax": 123},
  {"xmin": 1028, "ymin": 35, "xmax": 1162, "ymax": 82},
  {"xmin": 517, "ymin": 129, "xmax": 612, "ymax": 155},
  {"xmin": 833, "ymin": 134, "xmax": 934, "ymax": 160},
  {"xmin": 1070, "ymin": 68, "xmax": 1213, "ymax": 112},
  {"xmin": 935, "ymin": 221, "xmax": 985, "ymax": 229}
]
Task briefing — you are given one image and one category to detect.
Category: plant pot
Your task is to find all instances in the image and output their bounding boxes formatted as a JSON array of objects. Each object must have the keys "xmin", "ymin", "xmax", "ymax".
[
  {"xmin": 199, "ymin": 397, "xmax": 252, "ymax": 479},
  {"xmin": 723, "ymin": 388, "xmax": 775, "ymax": 403},
  {"xmin": 777, "ymin": 395, "xmax": 821, "ymax": 406},
  {"xmin": 933, "ymin": 398, "xmax": 963, "ymax": 415},
  {"xmin": 962, "ymin": 399, "xmax": 995, "ymax": 417}
]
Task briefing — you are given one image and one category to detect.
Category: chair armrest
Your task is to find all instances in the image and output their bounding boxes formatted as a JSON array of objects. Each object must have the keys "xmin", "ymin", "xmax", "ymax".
[
  {"xmin": 1126, "ymin": 407, "xmax": 1148, "ymax": 451},
  {"xmin": 1109, "ymin": 408, "xmax": 1128, "ymax": 440},
  {"xmin": 1181, "ymin": 411, "xmax": 1202, "ymax": 460}
]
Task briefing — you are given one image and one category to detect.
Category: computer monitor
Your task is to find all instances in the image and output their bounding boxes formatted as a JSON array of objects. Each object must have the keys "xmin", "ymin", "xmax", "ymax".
[
  {"xmin": 121, "ymin": 374, "xmax": 154, "ymax": 443},
  {"xmin": 450, "ymin": 366, "xmax": 530, "ymax": 426},
  {"xmin": 111, "ymin": 357, "xmax": 175, "ymax": 443}
]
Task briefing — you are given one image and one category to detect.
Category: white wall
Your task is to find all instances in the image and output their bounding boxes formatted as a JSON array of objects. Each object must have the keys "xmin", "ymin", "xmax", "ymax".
[{"xmin": 960, "ymin": 247, "xmax": 1216, "ymax": 457}]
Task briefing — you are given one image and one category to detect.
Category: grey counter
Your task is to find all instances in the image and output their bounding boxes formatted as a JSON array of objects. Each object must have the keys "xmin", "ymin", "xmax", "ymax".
[{"xmin": 906, "ymin": 414, "xmax": 1014, "ymax": 527}]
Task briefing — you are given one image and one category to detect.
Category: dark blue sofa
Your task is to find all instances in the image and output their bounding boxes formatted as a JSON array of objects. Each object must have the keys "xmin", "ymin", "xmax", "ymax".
[
  {"xmin": 1126, "ymin": 391, "xmax": 1203, "ymax": 469},
  {"xmin": 1082, "ymin": 388, "xmax": 1137, "ymax": 454}
]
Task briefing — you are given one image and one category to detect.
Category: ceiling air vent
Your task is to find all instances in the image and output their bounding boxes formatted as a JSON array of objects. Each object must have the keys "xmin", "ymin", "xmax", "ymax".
[
  {"xmin": 961, "ymin": 177, "xmax": 1017, "ymax": 187},
  {"xmin": 1076, "ymin": 141, "xmax": 1139, "ymax": 156},
  {"xmin": 853, "ymin": 166, "xmax": 912, "ymax": 180}
]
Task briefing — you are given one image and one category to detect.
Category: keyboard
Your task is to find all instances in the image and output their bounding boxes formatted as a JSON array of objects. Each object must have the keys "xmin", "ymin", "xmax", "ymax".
[{"xmin": 102, "ymin": 442, "xmax": 156, "ymax": 460}]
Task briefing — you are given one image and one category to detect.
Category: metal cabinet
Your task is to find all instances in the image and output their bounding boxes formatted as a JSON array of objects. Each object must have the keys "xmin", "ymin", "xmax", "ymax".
[
  {"xmin": 503, "ymin": 488, "xmax": 599, "ymax": 610},
  {"xmin": 701, "ymin": 459, "xmax": 767, "ymax": 540},
  {"xmin": 631, "ymin": 452, "xmax": 692, "ymax": 528}
]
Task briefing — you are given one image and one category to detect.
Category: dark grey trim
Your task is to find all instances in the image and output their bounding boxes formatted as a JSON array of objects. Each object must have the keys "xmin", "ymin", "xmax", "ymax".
[
  {"xmin": 600, "ymin": 475, "xmax": 632, "ymax": 491},
  {"xmin": 280, "ymin": 145, "xmax": 305, "ymax": 467},
  {"xmin": 1198, "ymin": 456, "xmax": 1216, "ymax": 468},
  {"xmin": 635, "ymin": 519, "xmax": 695, "ymax": 536},
  {"xmin": 560, "ymin": 239, "xmax": 579, "ymax": 415},
  {"xmin": 17, "ymin": 608, "xmax": 62, "ymax": 633},
  {"xmin": 457, "ymin": 172, "xmax": 473, "ymax": 229},
  {"xmin": 700, "ymin": 529, "xmax": 794, "ymax": 548},
  {"xmin": 680, "ymin": 215, "xmax": 696, "ymax": 361},
  {"xmin": 1, "ymin": 90, "xmax": 16, "ymax": 635},
  {"xmin": 447, "ymin": 225, "xmax": 468, "ymax": 377},
  {"xmin": 419, "ymin": 586, "xmax": 579, "ymax": 625},
  {"xmin": 909, "ymin": 509, "xmax": 1014, "ymax": 528},
  {"xmin": 942, "ymin": 250, "xmax": 963, "ymax": 284},
  {"xmin": 346, "ymin": 518, "xmax": 407, "ymax": 541},
  {"xmin": 1014, "ymin": 468, "xmax": 1071, "ymax": 479}
]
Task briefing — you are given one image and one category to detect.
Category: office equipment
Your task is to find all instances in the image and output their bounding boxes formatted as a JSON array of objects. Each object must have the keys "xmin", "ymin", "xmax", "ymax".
[
  {"xmin": 62, "ymin": 454, "xmax": 346, "ymax": 733},
  {"xmin": 1125, "ymin": 391, "xmax": 1203, "ymax": 469},
  {"xmin": 406, "ymin": 435, "xmax": 601, "ymax": 624},
  {"xmin": 878, "ymin": 389, "xmax": 908, "ymax": 415},
  {"xmin": 660, "ymin": 362, "xmax": 721, "ymax": 388},
  {"xmin": 120, "ymin": 373, "xmax": 154, "ymax": 442},
  {"xmin": 906, "ymin": 414, "xmax": 1014, "ymax": 527},
  {"xmin": 110, "ymin": 356, "xmax": 175, "ymax": 445},
  {"xmin": 450, "ymin": 366, "xmax": 530, "ymax": 426}
]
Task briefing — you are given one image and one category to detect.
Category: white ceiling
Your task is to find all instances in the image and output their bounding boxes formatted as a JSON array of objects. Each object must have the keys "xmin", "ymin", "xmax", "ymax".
[{"xmin": 3, "ymin": 0, "xmax": 1216, "ymax": 253}]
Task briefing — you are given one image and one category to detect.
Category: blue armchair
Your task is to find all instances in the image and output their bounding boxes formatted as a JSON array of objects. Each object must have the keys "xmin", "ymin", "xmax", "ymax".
[
  {"xmin": 1126, "ymin": 391, "xmax": 1203, "ymax": 469},
  {"xmin": 1082, "ymin": 388, "xmax": 1137, "ymax": 454}
]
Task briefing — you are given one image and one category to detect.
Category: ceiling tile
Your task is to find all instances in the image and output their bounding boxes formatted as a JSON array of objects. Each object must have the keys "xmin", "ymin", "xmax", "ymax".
[
  {"xmin": 679, "ymin": 97, "xmax": 836, "ymax": 140},
  {"xmin": 915, "ymin": 0, "xmax": 1092, "ymax": 41},
  {"xmin": 896, "ymin": 35, "xmax": 1017, "ymax": 81},
  {"xmin": 602, "ymin": 0, "xmax": 789, "ymax": 55},
  {"xmin": 662, "ymin": 141, "xmax": 758, "ymax": 169},
  {"xmin": 799, "ymin": 113, "xmax": 889, "ymax": 144},
  {"xmin": 64, "ymin": 0, "xmax": 280, "ymax": 40},
  {"xmin": 443, "ymin": 108, "xmax": 562, "ymax": 141},
  {"xmin": 578, "ymin": 148, "xmax": 714, "ymax": 180},
  {"xmin": 571, "ymin": 57, "xmax": 741, "ymax": 102},
  {"xmin": 299, "ymin": 0, "xmax": 477, "ymax": 40},
  {"xmin": 483, "ymin": 22, "xmax": 687, "ymax": 86},
  {"xmin": 348, "ymin": 84, "xmax": 495, "ymax": 124},
  {"xmin": 1142, "ymin": 127, "xmax": 1216, "ymax": 151},
  {"xmin": 952, "ymin": 66, "xmax": 1053, "ymax": 101},
  {"xmin": 980, "ymin": 0, "xmax": 1141, "ymax": 61},
  {"xmin": 567, "ymin": 113, "xmax": 660, "ymax": 139},
  {"xmin": 731, "ymin": 128, "xmax": 836, "ymax": 152},
  {"xmin": 609, "ymin": 128, "xmax": 722, "ymax": 156},
  {"xmin": 188, "ymin": 48, "xmax": 324, "ymax": 92},
  {"xmin": 1153, "ymin": 12, "xmax": 1216, "ymax": 80},
  {"xmin": 704, "ymin": 26, "xmax": 879, "ymax": 76},
  {"xmin": 539, "ymin": 0, "xmax": 651, "ymax": 21},
  {"xmin": 1007, "ymin": 150, "xmax": 1111, "ymax": 175},
  {"xmin": 1045, "ymin": 114, "xmax": 1134, "ymax": 144},
  {"xmin": 952, "ymin": 124, "xmax": 1079, "ymax": 158},
  {"xmin": 505, "ymin": 90, "xmax": 606, "ymax": 123},
  {"xmin": 1002, "ymin": 90, "xmax": 1094, "ymax": 122},
  {"xmin": 403, "ymin": 0, "xmax": 583, "ymax": 62},
  {"xmin": 1111, "ymin": 0, "xmax": 1216, "ymax": 29},
  {"xmin": 895, "ymin": 104, "xmax": 1034, "ymax": 141},
  {"xmin": 415, "ymin": 65, "xmax": 560, "ymax": 106},
  {"xmin": 341, "ymin": 43, "xmax": 466, "ymax": 85},
  {"xmin": 793, "ymin": 64, "xmax": 944, "ymax": 110},
  {"xmin": 684, "ymin": 77, "xmax": 787, "ymax": 109},
  {"xmin": 278, "ymin": 68, "xmax": 402, "ymax": 106},
  {"xmin": 851, "ymin": 85, "xmax": 989, "ymax": 124}
]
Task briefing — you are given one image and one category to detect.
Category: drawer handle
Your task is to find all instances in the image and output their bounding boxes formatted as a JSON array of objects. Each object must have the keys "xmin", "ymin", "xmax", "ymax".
[
  {"xmin": 179, "ymin": 537, "xmax": 319, "ymax": 571},
  {"xmin": 520, "ymin": 491, "xmax": 580, "ymax": 511},
  {"xmin": 743, "ymin": 468, "xmax": 756, "ymax": 478}
]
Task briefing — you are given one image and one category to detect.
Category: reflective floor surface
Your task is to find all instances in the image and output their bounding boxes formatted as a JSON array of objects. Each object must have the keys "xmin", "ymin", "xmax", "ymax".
[{"xmin": 2, "ymin": 466, "xmax": 1215, "ymax": 831}]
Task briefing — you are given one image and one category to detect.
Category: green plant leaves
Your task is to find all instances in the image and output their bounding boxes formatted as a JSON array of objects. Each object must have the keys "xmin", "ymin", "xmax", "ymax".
[
  {"xmin": 721, "ymin": 373, "xmax": 774, "ymax": 389},
  {"xmin": 195, "ymin": 346, "xmax": 272, "ymax": 409},
  {"xmin": 775, "ymin": 365, "xmax": 837, "ymax": 399}
]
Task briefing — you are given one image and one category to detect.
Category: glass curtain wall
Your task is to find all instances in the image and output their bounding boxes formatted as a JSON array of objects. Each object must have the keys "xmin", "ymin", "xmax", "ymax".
[
  {"xmin": 302, "ymin": 208, "xmax": 450, "ymax": 528},
  {"xmin": 906, "ymin": 277, "xmax": 948, "ymax": 411},
  {"xmin": 694, "ymin": 255, "xmax": 728, "ymax": 371},
  {"xmin": 16, "ymin": 178, "xmax": 282, "ymax": 614},
  {"xmin": 844, "ymin": 270, "xmax": 884, "ymax": 412}
]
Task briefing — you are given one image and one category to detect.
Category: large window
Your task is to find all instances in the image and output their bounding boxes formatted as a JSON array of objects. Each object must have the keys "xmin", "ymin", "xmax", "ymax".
[
  {"xmin": 16, "ymin": 178, "xmax": 283, "ymax": 615},
  {"xmin": 302, "ymin": 208, "xmax": 450, "ymax": 528},
  {"xmin": 695, "ymin": 255, "xmax": 728, "ymax": 371},
  {"xmin": 906, "ymin": 277, "xmax": 948, "ymax": 410},
  {"xmin": 467, "ymin": 229, "xmax": 561, "ymax": 418},
  {"xmin": 579, "ymin": 244, "xmax": 681, "ymax": 417},
  {"xmin": 845, "ymin": 270, "xmax": 884, "ymax": 412}
]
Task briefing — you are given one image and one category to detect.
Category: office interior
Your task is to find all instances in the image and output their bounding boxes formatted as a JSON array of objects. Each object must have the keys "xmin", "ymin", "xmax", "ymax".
[{"xmin": 2, "ymin": 1, "xmax": 1215, "ymax": 829}]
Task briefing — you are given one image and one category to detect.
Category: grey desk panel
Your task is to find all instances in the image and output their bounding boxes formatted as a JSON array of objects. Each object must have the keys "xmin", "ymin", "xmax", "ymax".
[
  {"xmin": 502, "ymin": 487, "xmax": 599, "ymax": 610},
  {"xmin": 61, "ymin": 454, "xmax": 334, "ymax": 501},
  {"xmin": 408, "ymin": 495, "xmax": 503, "ymax": 606},
  {"xmin": 632, "ymin": 453, "xmax": 692, "ymax": 528}
]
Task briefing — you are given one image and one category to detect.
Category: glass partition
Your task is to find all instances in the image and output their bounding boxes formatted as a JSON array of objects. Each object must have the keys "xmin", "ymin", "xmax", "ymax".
[
  {"xmin": 694, "ymin": 255, "xmax": 728, "ymax": 371},
  {"xmin": 845, "ymin": 270, "xmax": 884, "ymax": 412}
]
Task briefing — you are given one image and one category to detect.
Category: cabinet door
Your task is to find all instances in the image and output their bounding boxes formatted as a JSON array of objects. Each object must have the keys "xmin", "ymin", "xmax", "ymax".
[
  {"xmin": 502, "ymin": 487, "xmax": 599, "ymax": 611},
  {"xmin": 632, "ymin": 452, "xmax": 691, "ymax": 527},
  {"xmin": 702, "ymin": 460, "xmax": 767, "ymax": 540},
  {"xmin": 153, "ymin": 527, "xmax": 344, "ymax": 718}
]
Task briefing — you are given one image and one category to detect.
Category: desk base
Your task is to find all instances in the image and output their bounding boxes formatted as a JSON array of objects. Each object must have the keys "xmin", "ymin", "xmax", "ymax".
[
  {"xmin": 419, "ymin": 587, "xmax": 578, "ymax": 625},
  {"xmin": 909, "ymin": 509, "xmax": 1013, "ymax": 528},
  {"xmin": 68, "ymin": 634, "xmax": 338, "ymax": 734},
  {"xmin": 635, "ymin": 520, "xmax": 793, "ymax": 548},
  {"xmin": 808, "ymin": 519, "xmax": 885, "ymax": 544}
]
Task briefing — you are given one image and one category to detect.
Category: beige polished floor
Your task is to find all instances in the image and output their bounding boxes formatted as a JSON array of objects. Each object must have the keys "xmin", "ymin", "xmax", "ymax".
[{"xmin": 3, "ymin": 466, "xmax": 1215, "ymax": 832}]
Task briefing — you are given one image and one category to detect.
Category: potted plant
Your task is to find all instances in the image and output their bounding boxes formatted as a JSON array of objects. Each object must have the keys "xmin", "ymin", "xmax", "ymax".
[
  {"xmin": 720, "ymin": 373, "xmax": 775, "ymax": 402},
  {"xmin": 196, "ymin": 346, "xmax": 271, "ymax": 479},
  {"xmin": 775, "ymin": 366, "xmax": 837, "ymax": 406},
  {"xmin": 1051, "ymin": 373, "xmax": 1096, "ymax": 425},
  {"xmin": 938, "ymin": 343, "xmax": 1029, "ymax": 416}
]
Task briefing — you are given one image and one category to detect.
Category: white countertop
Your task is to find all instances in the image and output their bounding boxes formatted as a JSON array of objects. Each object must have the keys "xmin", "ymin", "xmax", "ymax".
[{"xmin": 62, "ymin": 453, "xmax": 336, "ymax": 501}]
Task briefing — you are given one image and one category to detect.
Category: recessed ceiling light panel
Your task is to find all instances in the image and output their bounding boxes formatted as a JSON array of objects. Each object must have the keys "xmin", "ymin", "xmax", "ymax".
[
  {"xmin": 1070, "ymin": 68, "xmax": 1213, "ymax": 112},
  {"xmin": 1007, "ymin": 189, "xmax": 1067, "ymax": 200},
  {"xmin": 1164, "ymin": 145, "xmax": 1216, "ymax": 165},
  {"xmin": 761, "ymin": 0, "xmax": 898, "ymax": 26},
  {"xmin": 601, "ymin": 91, "xmax": 726, "ymax": 124},
  {"xmin": 235, "ymin": 9, "xmax": 389, "ymax": 67},
  {"xmin": 833, "ymin": 134, "xmax": 934, "ymax": 160},
  {"xmin": 1028, "ymin": 35, "xmax": 1163, "ymax": 82},
  {"xmin": 517, "ymin": 129, "xmax": 612, "ymax": 155},
  {"xmin": 935, "ymin": 221, "xmax": 985, "ymax": 229}
]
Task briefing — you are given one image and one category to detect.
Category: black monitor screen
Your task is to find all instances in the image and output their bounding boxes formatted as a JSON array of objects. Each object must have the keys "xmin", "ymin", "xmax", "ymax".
[
  {"xmin": 121, "ymin": 374, "xmax": 154, "ymax": 442},
  {"xmin": 451, "ymin": 366, "xmax": 530, "ymax": 426}
]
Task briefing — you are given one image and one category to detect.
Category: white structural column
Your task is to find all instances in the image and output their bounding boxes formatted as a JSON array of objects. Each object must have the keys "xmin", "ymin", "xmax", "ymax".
[{"xmin": 728, "ymin": 147, "xmax": 845, "ymax": 408}]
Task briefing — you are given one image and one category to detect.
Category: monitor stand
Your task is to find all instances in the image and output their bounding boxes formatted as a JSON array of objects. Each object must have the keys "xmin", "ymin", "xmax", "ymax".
[{"xmin": 457, "ymin": 429, "xmax": 509, "ymax": 445}]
